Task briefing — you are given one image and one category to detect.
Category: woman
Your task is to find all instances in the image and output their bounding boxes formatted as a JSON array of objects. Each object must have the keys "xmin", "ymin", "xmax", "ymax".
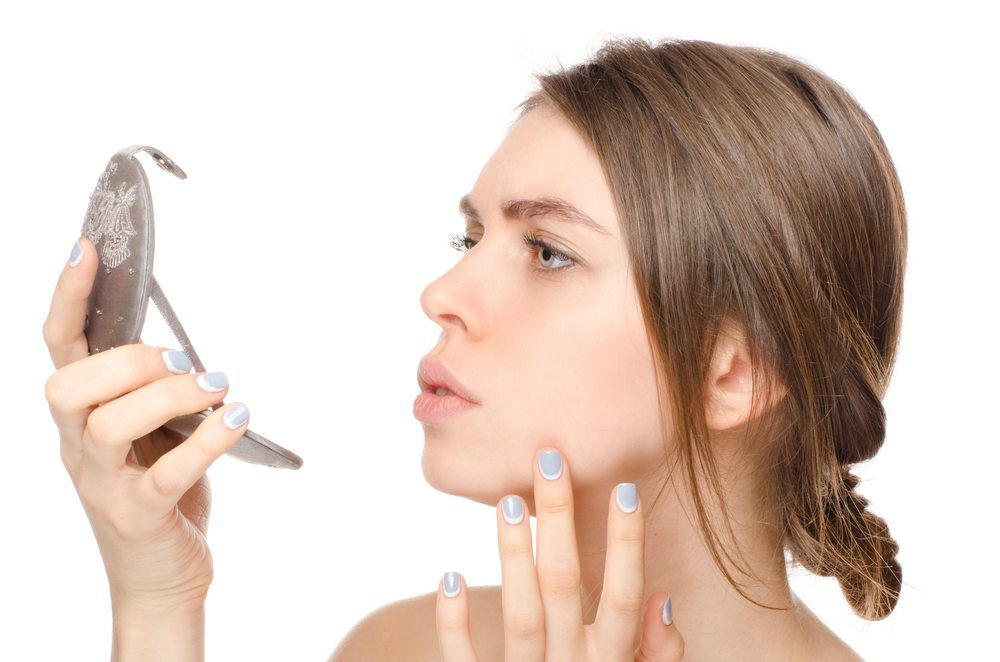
[{"xmin": 42, "ymin": 37, "xmax": 903, "ymax": 660}]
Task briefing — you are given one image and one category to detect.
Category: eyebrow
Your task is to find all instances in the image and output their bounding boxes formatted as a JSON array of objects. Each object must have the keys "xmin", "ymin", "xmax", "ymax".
[{"xmin": 459, "ymin": 193, "xmax": 612, "ymax": 237}]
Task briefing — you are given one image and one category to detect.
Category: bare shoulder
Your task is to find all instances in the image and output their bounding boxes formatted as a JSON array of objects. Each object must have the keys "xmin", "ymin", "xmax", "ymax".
[
  {"xmin": 328, "ymin": 584, "xmax": 503, "ymax": 662},
  {"xmin": 788, "ymin": 594, "xmax": 865, "ymax": 662}
]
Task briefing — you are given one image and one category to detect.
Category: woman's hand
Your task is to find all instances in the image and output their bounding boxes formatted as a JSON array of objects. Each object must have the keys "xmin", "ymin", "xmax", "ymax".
[
  {"xmin": 42, "ymin": 237, "xmax": 249, "ymax": 617},
  {"xmin": 435, "ymin": 448, "xmax": 685, "ymax": 661}
]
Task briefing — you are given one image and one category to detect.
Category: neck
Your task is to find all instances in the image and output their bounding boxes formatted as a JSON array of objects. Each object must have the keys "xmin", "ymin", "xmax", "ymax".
[{"xmin": 571, "ymin": 459, "xmax": 808, "ymax": 658}]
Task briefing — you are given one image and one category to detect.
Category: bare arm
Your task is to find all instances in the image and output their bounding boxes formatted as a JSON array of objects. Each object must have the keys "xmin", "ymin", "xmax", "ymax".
[{"xmin": 111, "ymin": 603, "xmax": 205, "ymax": 662}]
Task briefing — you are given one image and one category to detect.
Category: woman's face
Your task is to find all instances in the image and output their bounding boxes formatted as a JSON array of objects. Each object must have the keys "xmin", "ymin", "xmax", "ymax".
[{"xmin": 417, "ymin": 104, "xmax": 667, "ymax": 506}]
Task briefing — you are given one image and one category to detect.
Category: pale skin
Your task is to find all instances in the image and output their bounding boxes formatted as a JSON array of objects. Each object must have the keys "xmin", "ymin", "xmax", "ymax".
[
  {"xmin": 383, "ymin": 103, "xmax": 860, "ymax": 660},
  {"xmin": 42, "ymin": 104, "xmax": 860, "ymax": 660},
  {"xmin": 43, "ymin": 237, "xmax": 249, "ymax": 661},
  {"xmin": 433, "ymin": 447, "xmax": 685, "ymax": 661}
]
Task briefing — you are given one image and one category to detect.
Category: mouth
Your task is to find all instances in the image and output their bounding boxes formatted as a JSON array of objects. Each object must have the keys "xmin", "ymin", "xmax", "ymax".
[
  {"xmin": 416, "ymin": 356, "xmax": 480, "ymax": 405},
  {"xmin": 413, "ymin": 356, "xmax": 481, "ymax": 424}
]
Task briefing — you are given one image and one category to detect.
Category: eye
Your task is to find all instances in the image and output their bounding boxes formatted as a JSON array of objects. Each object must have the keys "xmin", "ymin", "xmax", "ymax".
[{"xmin": 448, "ymin": 231, "xmax": 578, "ymax": 274}]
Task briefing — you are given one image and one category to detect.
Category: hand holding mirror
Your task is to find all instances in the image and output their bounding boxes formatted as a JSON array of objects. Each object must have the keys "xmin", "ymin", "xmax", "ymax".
[{"xmin": 81, "ymin": 145, "xmax": 303, "ymax": 470}]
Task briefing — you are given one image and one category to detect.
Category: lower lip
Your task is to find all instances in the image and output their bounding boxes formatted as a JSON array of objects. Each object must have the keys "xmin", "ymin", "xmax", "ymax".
[{"xmin": 413, "ymin": 391, "xmax": 480, "ymax": 423}]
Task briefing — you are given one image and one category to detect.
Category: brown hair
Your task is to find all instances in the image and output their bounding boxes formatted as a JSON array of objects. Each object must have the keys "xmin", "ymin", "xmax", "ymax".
[{"xmin": 515, "ymin": 37, "xmax": 905, "ymax": 620}]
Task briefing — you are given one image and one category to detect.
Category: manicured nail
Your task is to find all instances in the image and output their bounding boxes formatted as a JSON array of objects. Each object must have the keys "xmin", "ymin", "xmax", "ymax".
[
  {"xmin": 616, "ymin": 483, "xmax": 638, "ymax": 514},
  {"xmin": 161, "ymin": 349, "xmax": 193, "ymax": 374},
  {"xmin": 442, "ymin": 571, "xmax": 462, "ymax": 598},
  {"xmin": 68, "ymin": 239, "xmax": 83, "ymax": 267},
  {"xmin": 501, "ymin": 496, "xmax": 524, "ymax": 525},
  {"xmin": 223, "ymin": 403, "xmax": 250, "ymax": 430},
  {"xmin": 662, "ymin": 594, "xmax": 673, "ymax": 625},
  {"xmin": 196, "ymin": 371, "xmax": 229, "ymax": 392},
  {"xmin": 539, "ymin": 450, "xmax": 563, "ymax": 480}
]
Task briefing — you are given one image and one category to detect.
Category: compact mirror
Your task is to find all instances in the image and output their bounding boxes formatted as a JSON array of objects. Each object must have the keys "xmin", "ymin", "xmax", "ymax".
[{"xmin": 81, "ymin": 145, "xmax": 303, "ymax": 470}]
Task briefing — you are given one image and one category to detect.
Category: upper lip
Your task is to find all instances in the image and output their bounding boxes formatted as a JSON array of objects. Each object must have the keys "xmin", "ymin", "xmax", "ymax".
[{"xmin": 417, "ymin": 356, "xmax": 480, "ymax": 404}]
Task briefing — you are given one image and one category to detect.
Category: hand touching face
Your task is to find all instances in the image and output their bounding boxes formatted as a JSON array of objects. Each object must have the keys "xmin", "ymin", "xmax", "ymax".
[{"xmin": 435, "ymin": 448, "xmax": 685, "ymax": 661}]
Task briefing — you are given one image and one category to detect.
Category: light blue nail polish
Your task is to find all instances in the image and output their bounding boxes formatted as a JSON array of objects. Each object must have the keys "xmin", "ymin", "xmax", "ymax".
[
  {"xmin": 223, "ymin": 403, "xmax": 249, "ymax": 429},
  {"xmin": 442, "ymin": 571, "xmax": 461, "ymax": 598},
  {"xmin": 68, "ymin": 239, "xmax": 83, "ymax": 267},
  {"xmin": 196, "ymin": 371, "xmax": 229, "ymax": 392},
  {"xmin": 502, "ymin": 496, "xmax": 524, "ymax": 525},
  {"xmin": 662, "ymin": 595, "xmax": 673, "ymax": 625},
  {"xmin": 539, "ymin": 450, "xmax": 563, "ymax": 480},
  {"xmin": 162, "ymin": 349, "xmax": 193, "ymax": 374},
  {"xmin": 616, "ymin": 483, "xmax": 638, "ymax": 513}
]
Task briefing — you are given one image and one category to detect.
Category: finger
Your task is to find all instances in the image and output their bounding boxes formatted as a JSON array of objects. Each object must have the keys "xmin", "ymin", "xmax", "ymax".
[
  {"xmin": 42, "ymin": 236, "xmax": 97, "ymax": 370},
  {"xmin": 634, "ymin": 593, "xmax": 684, "ymax": 662},
  {"xmin": 533, "ymin": 448, "xmax": 585, "ymax": 659},
  {"xmin": 133, "ymin": 401, "xmax": 250, "ymax": 512},
  {"xmin": 82, "ymin": 370, "xmax": 229, "ymax": 474},
  {"xmin": 435, "ymin": 571, "xmax": 478, "ymax": 662},
  {"xmin": 496, "ymin": 494, "xmax": 545, "ymax": 660},
  {"xmin": 45, "ymin": 343, "xmax": 194, "ymax": 432},
  {"xmin": 594, "ymin": 482, "xmax": 646, "ymax": 656}
]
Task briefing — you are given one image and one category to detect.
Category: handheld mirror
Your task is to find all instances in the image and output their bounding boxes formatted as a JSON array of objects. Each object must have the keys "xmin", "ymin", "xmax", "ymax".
[{"xmin": 81, "ymin": 145, "xmax": 303, "ymax": 470}]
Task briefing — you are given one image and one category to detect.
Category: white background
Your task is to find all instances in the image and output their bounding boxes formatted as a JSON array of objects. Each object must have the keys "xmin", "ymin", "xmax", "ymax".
[{"xmin": 2, "ymin": 1, "xmax": 994, "ymax": 659}]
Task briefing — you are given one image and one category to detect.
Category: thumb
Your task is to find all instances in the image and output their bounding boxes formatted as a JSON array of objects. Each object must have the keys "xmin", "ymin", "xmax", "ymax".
[{"xmin": 634, "ymin": 592, "xmax": 684, "ymax": 661}]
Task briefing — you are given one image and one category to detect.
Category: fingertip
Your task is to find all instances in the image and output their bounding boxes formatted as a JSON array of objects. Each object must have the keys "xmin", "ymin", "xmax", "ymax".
[
  {"xmin": 441, "ymin": 571, "xmax": 463, "ymax": 598},
  {"xmin": 661, "ymin": 593, "xmax": 673, "ymax": 626},
  {"xmin": 635, "ymin": 592, "xmax": 684, "ymax": 661},
  {"xmin": 62, "ymin": 236, "xmax": 97, "ymax": 296},
  {"xmin": 67, "ymin": 238, "xmax": 84, "ymax": 268},
  {"xmin": 499, "ymin": 494, "xmax": 526, "ymax": 525},
  {"xmin": 537, "ymin": 447, "xmax": 564, "ymax": 480},
  {"xmin": 221, "ymin": 402, "xmax": 250, "ymax": 430},
  {"xmin": 615, "ymin": 482, "xmax": 639, "ymax": 514}
]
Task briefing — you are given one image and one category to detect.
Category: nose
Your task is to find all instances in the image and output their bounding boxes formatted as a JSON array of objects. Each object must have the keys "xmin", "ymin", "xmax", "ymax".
[{"xmin": 419, "ymin": 270, "xmax": 471, "ymax": 340}]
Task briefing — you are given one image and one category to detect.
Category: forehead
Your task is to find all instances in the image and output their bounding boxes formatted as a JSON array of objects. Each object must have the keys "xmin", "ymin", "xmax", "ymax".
[{"xmin": 469, "ymin": 106, "xmax": 619, "ymax": 238}]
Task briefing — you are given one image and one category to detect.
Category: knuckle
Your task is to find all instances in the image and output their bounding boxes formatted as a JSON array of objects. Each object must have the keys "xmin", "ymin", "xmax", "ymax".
[
  {"xmin": 498, "ymin": 538, "xmax": 533, "ymax": 561},
  {"xmin": 149, "ymin": 464, "xmax": 183, "ymax": 499},
  {"xmin": 605, "ymin": 591, "xmax": 645, "ymax": 618},
  {"xmin": 615, "ymin": 526, "xmax": 645, "ymax": 550},
  {"xmin": 436, "ymin": 610, "xmax": 467, "ymax": 630},
  {"xmin": 150, "ymin": 379, "xmax": 181, "ymax": 416},
  {"xmin": 41, "ymin": 319, "xmax": 57, "ymax": 349},
  {"xmin": 505, "ymin": 610, "xmax": 543, "ymax": 640},
  {"xmin": 539, "ymin": 494, "xmax": 574, "ymax": 516},
  {"xmin": 84, "ymin": 407, "xmax": 113, "ymax": 447},
  {"xmin": 126, "ymin": 343, "xmax": 150, "ymax": 379},
  {"xmin": 44, "ymin": 371, "xmax": 66, "ymax": 409},
  {"xmin": 537, "ymin": 562, "xmax": 580, "ymax": 599},
  {"xmin": 187, "ymin": 435, "xmax": 214, "ymax": 467}
]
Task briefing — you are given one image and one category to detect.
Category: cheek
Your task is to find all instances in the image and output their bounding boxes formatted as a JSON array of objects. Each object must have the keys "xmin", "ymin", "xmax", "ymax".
[{"xmin": 502, "ymin": 283, "xmax": 665, "ymax": 485}]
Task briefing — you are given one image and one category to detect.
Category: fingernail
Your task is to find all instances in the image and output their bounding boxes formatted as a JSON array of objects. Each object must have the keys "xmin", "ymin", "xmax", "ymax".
[
  {"xmin": 196, "ymin": 371, "xmax": 229, "ymax": 392},
  {"xmin": 501, "ymin": 495, "xmax": 524, "ymax": 525},
  {"xmin": 223, "ymin": 403, "xmax": 250, "ymax": 430},
  {"xmin": 161, "ymin": 349, "xmax": 193, "ymax": 374},
  {"xmin": 68, "ymin": 239, "xmax": 83, "ymax": 267},
  {"xmin": 538, "ymin": 450, "xmax": 563, "ymax": 480},
  {"xmin": 616, "ymin": 483, "xmax": 638, "ymax": 514},
  {"xmin": 442, "ymin": 571, "xmax": 462, "ymax": 598},
  {"xmin": 662, "ymin": 594, "xmax": 673, "ymax": 625}
]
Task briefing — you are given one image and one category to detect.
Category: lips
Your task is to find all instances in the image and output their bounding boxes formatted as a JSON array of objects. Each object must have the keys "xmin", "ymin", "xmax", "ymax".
[{"xmin": 417, "ymin": 356, "xmax": 480, "ymax": 404}]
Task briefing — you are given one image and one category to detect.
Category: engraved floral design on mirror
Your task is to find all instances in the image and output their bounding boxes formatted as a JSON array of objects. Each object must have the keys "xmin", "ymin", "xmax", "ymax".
[{"xmin": 83, "ymin": 160, "xmax": 139, "ymax": 269}]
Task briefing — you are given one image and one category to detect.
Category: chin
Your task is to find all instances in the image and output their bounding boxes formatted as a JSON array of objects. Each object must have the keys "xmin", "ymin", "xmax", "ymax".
[{"xmin": 419, "ymin": 420, "xmax": 523, "ymax": 507}]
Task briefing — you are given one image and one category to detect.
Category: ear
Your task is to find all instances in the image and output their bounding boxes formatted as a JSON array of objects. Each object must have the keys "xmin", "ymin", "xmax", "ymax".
[{"xmin": 704, "ymin": 318, "xmax": 786, "ymax": 432}]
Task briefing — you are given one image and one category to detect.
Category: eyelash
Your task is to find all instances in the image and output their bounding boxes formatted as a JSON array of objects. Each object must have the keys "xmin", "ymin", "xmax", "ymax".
[{"xmin": 447, "ymin": 230, "xmax": 578, "ymax": 274}]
